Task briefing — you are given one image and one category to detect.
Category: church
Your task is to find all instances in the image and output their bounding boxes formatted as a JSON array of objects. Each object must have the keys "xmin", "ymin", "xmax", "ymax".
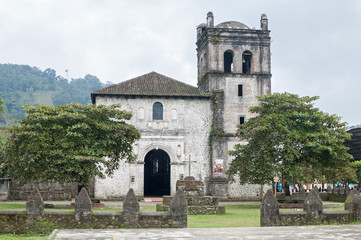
[{"xmin": 91, "ymin": 12, "xmax": 272, "ymax": 200}]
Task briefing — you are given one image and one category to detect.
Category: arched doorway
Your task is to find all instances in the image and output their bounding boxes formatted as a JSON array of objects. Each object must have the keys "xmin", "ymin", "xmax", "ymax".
[{"xmin": 144, "ymin": 149, "xmax": 171, "ymax": 196}]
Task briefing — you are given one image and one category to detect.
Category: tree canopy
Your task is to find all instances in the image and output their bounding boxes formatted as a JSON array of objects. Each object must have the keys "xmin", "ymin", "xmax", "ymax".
[
  {"xmin": 227, "ymin": 92, "xmax": 355, "ymax": 185},
  {"xmin": 2, "ymin": 103, "xmax": 140, "ymax": 185}
]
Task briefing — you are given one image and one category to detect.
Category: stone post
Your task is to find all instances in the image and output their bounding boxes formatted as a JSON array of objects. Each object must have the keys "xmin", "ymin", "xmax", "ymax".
[
  {"xmin": 350, "ymin": 189, "xmax": 361, "ymax": 221},
  {"xmin": 260, "ymin": 189, "xmax": 279, "ymax": 226},
  {"xmin": 170, "ymin": 189, "xmax": 187, "ymax": 227},
  {"xmin": 123, "ymin": 188, "xmax": 139, "ymax": 227},
  {"xmin": 26, "ymin": 187, "xmax": 45, "ymax": 233},
  {"xmin": 75, "ymin": 188, "xmax": 92, "ymax": 224},
  {"xmin": 26, "ymin": 187, "xmax": 44, "ymax": 217},
  {"xmin": 303, "ymin": 188, "xmax": 323, "ymax": 222}
]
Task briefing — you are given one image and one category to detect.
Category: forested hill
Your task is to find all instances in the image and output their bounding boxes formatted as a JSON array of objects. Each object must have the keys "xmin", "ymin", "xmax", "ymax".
[{"xmin": 0, "ymin": 63, "xmax": 112, "ymax": 123}]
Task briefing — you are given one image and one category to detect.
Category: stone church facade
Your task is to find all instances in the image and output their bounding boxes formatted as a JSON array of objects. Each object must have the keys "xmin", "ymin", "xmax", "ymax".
[{"xmin": 91, "ymin": 12, "xmax": 271, "ymax": 200}]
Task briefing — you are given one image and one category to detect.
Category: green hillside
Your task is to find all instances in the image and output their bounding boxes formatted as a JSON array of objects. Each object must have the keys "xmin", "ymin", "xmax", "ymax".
[{"xmin": 0, "ymin": 63, "xmax": 111, "ymax": 124}]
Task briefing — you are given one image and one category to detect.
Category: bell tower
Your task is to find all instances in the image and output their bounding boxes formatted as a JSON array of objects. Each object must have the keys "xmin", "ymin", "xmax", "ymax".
[
  {"xmin": 196, "ymin": 12, "xmax": 271, "ymax": 197},
  {"xmin": 196, "ymin": 11, "xmax": 271, "ymax": 134}
]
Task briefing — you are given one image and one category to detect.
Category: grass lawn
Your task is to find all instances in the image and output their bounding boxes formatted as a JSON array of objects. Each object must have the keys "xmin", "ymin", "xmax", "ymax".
[
  {"xmin": 0, "ymin": 234, "xmax": 47, "ymax": 240},
  {"xmin": 188, "ymin": 205, "xmax": 260, "ymax": 228}
]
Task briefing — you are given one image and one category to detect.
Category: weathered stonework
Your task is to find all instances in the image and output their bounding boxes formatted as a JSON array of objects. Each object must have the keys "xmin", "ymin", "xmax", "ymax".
[
  {"xmin": 276, "ymin": 186, "xmax": 350, "ymax": 203},
  {"xmin": 94, "ymin": 97, "xmax": 212, "ymax": 199},
  {"xmin": 0, "ymin": 188, "xmax": 187, "ymax": 234},
  {"xmin": 157, "ymin": 176, "xmax": 225, "ymax": 215},
  {"xmin": 261, "ymin": 189, "xmax": 361, "ymax": 226},
  {"xmin": 75, "ymin": 188, "xmax": 92, "ymax": 224},
  {"xmin": 9, "ymin": 181, "xmax": 79, "ymax": 200},
  {"xmin": 92, "ymin": 12, "xmax": 272, "ymax": 200},
  {"xmin": 26, "ymin": 187, "xmax": 44, "ymax": 217}
]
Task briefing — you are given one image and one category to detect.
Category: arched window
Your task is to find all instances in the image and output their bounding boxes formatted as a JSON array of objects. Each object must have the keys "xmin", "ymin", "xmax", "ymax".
[
  {"xmin": 242, "ymin": 51, "xmax": 252, "ymax": 74},
  {"xmin": 153, "ymin": 102, "xmax": 163, "ymax": 120},
  {"xmin": 224, "ymin": 51, "xmax": 233, "ymax": 73}
]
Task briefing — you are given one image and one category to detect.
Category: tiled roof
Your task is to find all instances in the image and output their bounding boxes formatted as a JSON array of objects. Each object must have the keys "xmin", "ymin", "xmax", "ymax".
[{"xmin": 91, "ymin": 72, "xmax": 209, "ymax": 99}]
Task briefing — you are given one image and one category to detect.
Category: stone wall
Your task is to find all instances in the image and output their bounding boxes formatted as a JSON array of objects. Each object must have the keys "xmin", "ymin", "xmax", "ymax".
[
  {"xmin": 0, "ymin": 188, "xmax": 187, "ymax": 234},
  {"xmin": 276, "ymin": 185, "xmax": 351, "ymax": 203},
  {"xmin": 156, "ymin": 176, "xmax": 225, "ymax": 215},
  {"xmin": 94, "ymin": 96, "xmax": 212, "ymax": 198},
  {"xmin": 9, "ymin": 180, "xmax": 94, "ymax": 200},
  {"xmin": 261, "ymin": 189, "xmax": 361, "ymax": 227},
  {"xmin": 9, "ymin": 181, "xmax": 77, "ymax": 201}
]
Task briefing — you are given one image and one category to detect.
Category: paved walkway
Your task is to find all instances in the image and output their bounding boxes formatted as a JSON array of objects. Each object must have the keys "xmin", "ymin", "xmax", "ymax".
[{"xmin": 49, "ymin": 225, "xmax": 361, "ymax": 240}]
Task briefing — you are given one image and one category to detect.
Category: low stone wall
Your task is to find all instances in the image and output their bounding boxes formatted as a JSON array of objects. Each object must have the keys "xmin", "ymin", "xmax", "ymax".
[
  {"xmin": 276, "ymin": 185, "xmax": 350, "ymax": 203},
  {"xmin": 157, "ymin": 195, "xmax": 225, "ymax": 215},
  {"xmin": 157, "ymin": 176, "xmax": 225, "ymax": 215},
  {"xmin": 9, "ymin": 181, "xmax": 79, "ymax": 201},
  {"xmin": 0, "ymin": 187, "xmax": 187, "ymax": 234},
  {"xmin": 261, "ymin": 189, "xmax": 361, "ymax": 227}
]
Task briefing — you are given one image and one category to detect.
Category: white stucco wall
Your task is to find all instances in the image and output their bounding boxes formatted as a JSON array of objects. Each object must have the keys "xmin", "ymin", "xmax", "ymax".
[{"xmin": 94, "ymin": 96, "xmax": 212, "ymax": 199}]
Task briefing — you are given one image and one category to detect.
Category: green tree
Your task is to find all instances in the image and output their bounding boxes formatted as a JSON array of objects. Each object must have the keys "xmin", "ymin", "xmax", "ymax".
[
  {"xmin": 351, "ymin": 161, "xmax": 361, "ymax": 184},
  {"xmin": 227, "ymin": 92, "xmax": 355, "ymax": 186},
  {"xmin": 3, "ymin": 103, "xmax": 140, "ymax": 187},
  {"xmin": 0, "ymin": 97, "xmax": 10, "ymax": 177},
  {"xmin": 0, "ymin": 97, "xmax": 4, "ymax": 113}
]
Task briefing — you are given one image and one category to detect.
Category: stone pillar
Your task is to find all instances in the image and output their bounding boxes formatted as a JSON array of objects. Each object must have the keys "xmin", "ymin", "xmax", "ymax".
[
  {"xmin": 176, "ymin": 176, "xmax": 204, "ymax": 196},
  {"xmin": 303, "ymin": 188, "xmax": 323, "ymax": 221},
  {"xmin": 26, "ymin": 187, "xmax": 45, "ymax": 233},
  {"xmin": 260, "ymin": 14, "xmax": 268, "ymax": 31},
  {"xmin": 206, "ymin": 11, "xmax": 214, "ymax": 28},
  {"xmin": 75, "ymin": 188, "xmax": 92, "ymax": 224},
  {"xmin": 123, "ymin": 188, "xmax": 139, "ymax": 227},
  {"xmin": 209, "ymin": 178, "xmax": 228, "ymax": 199},
  {"xmin": 170, "ymin": 189, "xmax": 187, "ymax": 227},
  {"xmin": 26, "ymin": 187, "xmax": 44, "ymax": 217},
  {"xmin": 260, "ymin": 189, "xmax": 279, "ymax": 226},
  {"xmin": 350, "ymin": 189, "xmax": 361, "ymax": 221}
]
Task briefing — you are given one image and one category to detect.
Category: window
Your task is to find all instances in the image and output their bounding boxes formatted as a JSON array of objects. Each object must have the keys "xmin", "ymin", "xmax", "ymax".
[
  {"xmin": 153, "ymin": 102, "xmax": 163, "ymax": 120},
  {"xmin": 240, "ymin": 116, "xmax": 245, "ymax": 124},
  {"xmin": 242, "ymin": 51, "xmax": 252, "ymax": 74},
  {"xmin": 224, "ymin": 51, "xmax": 234, "ymax": 73},
  {"xmin": 238, "ymin": 84, "xmax": 243, "ymax": 96}
]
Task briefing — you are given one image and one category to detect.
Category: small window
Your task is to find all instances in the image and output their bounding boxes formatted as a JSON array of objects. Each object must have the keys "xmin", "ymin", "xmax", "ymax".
[
  {"xmin": 153, "ymin": 102, "xmax": 163, "ymax": 120},
  {"xmin": 242, "ymin": 51, "xmax": 252, "ymax": 74},
  {"xmin": 240, "ymin": 117, "xmax": 245, "ymax": 124},
  {"xmin": 238, "ymin": 84, "xmax": 243, "ymax": 96},
  {"xmin": 224, "ymin": 51, "xmax": 233, "ymax": 73}
]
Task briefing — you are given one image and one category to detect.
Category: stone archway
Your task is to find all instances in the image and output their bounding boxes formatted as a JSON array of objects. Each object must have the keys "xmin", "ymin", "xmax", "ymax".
[{"xmin": 144, "ymin": 149, "xmax": 171, "ymax": 197}]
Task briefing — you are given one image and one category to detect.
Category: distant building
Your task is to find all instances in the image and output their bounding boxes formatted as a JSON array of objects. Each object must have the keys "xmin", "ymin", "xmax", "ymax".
[
  {"xmin": 91, "ymin": 12, "xmax": 271, "ymax": 199},
  {"xmin": 345, "ymin": 126, "xmax": 361, "ymax": 161}
]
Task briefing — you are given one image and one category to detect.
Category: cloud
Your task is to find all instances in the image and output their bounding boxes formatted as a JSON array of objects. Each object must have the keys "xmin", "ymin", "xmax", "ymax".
[{"xmin": 0, "ymin": 0, "xmax": 359, "ymax": 125}]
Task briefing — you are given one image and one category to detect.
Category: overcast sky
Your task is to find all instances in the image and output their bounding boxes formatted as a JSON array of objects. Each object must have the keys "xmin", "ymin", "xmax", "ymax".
[{"xmin": 0, "ymin": 0, "xmax": 360, "ymax": 126}]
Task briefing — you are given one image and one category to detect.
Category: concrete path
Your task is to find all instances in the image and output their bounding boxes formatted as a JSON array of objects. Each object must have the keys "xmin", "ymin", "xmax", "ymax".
[{"xmin": 49, "ymin": 225, "xmax": 361, "ymax": 240}]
